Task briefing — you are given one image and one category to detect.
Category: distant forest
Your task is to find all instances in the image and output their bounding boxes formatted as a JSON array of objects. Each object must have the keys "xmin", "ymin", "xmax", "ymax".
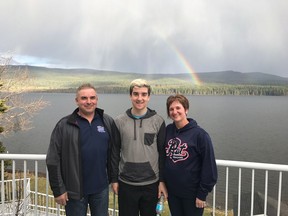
[
  {"xmin": 46, "ymin": 84, "xmax": 288, "ymax": 96},
  {"xmin": 7, "ymin": 65, "xmax": 288, "ymax": 96}
]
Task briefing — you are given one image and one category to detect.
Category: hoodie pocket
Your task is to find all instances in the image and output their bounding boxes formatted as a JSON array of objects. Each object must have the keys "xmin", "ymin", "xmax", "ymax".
[
  {"xmin": 144, "ymin": 133, "xmax": 155, "ymax": 146},
  {"xmin": 120, "ymin": 162, "xmax": 156, "ymax": 182}
]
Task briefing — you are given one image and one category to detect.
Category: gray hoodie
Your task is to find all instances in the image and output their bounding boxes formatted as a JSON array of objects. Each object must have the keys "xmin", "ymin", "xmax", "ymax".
[{"xmin": 111, "ymin": 108, "xmax": 166, "ymax": 186}]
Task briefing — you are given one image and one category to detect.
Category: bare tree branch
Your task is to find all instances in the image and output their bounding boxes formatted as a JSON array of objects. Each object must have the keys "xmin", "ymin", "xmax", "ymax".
[{"xmin": 0, "ymin": 56, "xmax": 49, "ymax": 136}]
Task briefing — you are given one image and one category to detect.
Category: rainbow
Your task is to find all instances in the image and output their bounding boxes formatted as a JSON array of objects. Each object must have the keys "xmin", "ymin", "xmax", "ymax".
[{"xmin": 167, "ymin": 43, "xmax": 202, "ymax": 85}]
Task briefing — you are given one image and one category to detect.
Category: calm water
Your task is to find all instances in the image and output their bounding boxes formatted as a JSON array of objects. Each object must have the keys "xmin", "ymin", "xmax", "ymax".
[
  {"xmin": 2, "ymin": 93, "xmax": 288, "ymax": 208},
  {"xmin": 3, "ymin": 93, "xmax": 288, "ymax": 164}
]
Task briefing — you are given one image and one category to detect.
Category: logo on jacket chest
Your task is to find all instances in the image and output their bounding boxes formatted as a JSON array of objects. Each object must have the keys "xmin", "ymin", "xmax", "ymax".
[{"xmin": 166, "ymin": 137, "xmax": 189, "ymax": 163}]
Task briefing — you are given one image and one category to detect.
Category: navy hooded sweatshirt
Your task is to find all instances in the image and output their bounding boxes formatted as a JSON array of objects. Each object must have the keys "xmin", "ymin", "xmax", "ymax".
[{"xmin": 164, "ymin": 118, "xmax": 217, "ymax": 201}]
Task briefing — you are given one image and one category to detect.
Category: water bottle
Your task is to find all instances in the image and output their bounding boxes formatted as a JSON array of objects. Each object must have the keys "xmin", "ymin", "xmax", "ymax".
[{"xmin": 156, "ymin": 193, "xmax": 164, "ymax": 215}]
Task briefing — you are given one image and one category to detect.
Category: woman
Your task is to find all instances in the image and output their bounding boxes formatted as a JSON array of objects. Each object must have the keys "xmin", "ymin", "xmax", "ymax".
[{"xmin": 164, "ymin": 94, "xmax": 217, "ymax": 216}]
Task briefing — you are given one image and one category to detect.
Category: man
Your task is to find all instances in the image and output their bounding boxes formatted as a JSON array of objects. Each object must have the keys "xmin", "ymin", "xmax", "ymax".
[
  {"xmin": 111, "ymin": 79, "xmax": 168, "ymax": 216},
  {"xmin": 46, "ymin": 83, "xmax": 119, "ymax": 216}
]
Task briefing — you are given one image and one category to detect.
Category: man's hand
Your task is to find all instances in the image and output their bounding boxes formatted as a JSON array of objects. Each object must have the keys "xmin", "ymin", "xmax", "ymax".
[
  {"xmin": 55, "ymin": 192, "xmax": 69, "ymax": 206},
  {"xmin": 111, "ymin": 182, "xmax": 119, "ymax": 195},
  {"xmin": 195, "ymin": 197, "xmax": 206, "ymax": 208}
]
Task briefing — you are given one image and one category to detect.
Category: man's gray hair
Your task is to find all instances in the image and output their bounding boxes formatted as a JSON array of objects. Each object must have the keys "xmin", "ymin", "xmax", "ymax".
[{"xmin": 76, "ymin": 83, "xmax": 97, "ymax": 95}]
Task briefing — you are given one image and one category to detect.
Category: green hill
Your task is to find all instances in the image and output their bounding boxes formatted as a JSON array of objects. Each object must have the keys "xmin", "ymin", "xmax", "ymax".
[{"xmin": 7, "ymin": 65, "xmax": 288, "ymax": 96}]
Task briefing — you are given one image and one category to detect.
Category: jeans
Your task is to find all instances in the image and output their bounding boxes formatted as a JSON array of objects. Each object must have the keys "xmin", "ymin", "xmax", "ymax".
[{"xmin": 65, "ymin": 187, "xmax": 109, "ymax": 216}]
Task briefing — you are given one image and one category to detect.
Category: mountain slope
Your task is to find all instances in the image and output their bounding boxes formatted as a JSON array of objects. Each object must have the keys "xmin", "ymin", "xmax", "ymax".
[
  {"xmin": 9, "ymin": 65, "xmax": 288, "ymax": 86},
  {"xmin": 197, "ymin": 70, "xmax": 288, "ymax": 85}
]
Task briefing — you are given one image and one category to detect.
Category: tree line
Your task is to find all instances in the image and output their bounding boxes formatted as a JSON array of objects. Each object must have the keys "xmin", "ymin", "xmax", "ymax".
[
  {"xmin": 36, "ymin": 85, "xmax": 288, "ymax": 96},
  {"xmin": 85, "ymin": 84, "xmax": 288, "ymax": 96}
]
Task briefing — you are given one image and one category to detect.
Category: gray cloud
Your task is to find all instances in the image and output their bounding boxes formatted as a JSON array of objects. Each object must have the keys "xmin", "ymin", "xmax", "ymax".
[{"xmin": 1, "ymin": 0, "xmax": 287, "ymax": 77}]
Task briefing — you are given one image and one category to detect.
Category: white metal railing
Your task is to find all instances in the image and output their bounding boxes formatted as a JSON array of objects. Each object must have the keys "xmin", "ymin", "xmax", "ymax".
[
  {"xmin": 215, "ymin": 160, "xmax": 288, "ymax": 216},
  {"xmin": 0, "ymin": 154, "xmax": 118, "ymax": 216},
  {"xmin": 1, "ymin": 154, "xmax": 288, "ymax": 216},
  {"xmin": 2, "ymin": 178, "xmax": 31, "ymax": 202},
  {"xmin": 1, "ymin": 178, "xmax": 31, "ymax": 215}
]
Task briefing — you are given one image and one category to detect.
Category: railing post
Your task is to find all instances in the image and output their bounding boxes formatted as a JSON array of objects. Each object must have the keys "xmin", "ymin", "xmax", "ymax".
[
  {"xmin": 225, "ymin": 167, "xmax": 229, "ymax": 216},
  {"xmin": 46, "ymin": 168, "xmax": 49, "ymax": 216},
  {"xmin": 212, "ymin": 185, "xmax": 216, "ymax": 216},
  {"xmin": 237, "ymin": 168, "xmax": 242, "ymax": 216},
  {"xmin": 23, "ymin": 160, "xmax": 27, "ymax": 216},
  {"xmin": 113, "ymin": 192, "xmax": 116, "ymax": 216},
  {"xmin": 264, "ymin": 170, "xmax": 268, "ymax": 215},
  {"xmin": 34, "ymin": 160, "xmax": 38, "ymax": 215},
  {"xmin": 1, "ymin": 160, "xmax": 4, "ymax": 215},
  {"xmin": 277, "ymin": 172, "xmax": 282, "ymax": 216},
  {"xmin": 250, "ymin": 169, "xmax": 255, "ymax": 216}
]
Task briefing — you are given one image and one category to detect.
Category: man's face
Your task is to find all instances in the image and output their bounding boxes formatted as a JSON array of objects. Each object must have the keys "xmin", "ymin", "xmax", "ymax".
[
  {"xmin": 130, "ymin": 86, "xmax": 150, "ymax": 112},
  {"xmin": 75, "ymin": 88, "xmax": 98, "ymax": 116}
]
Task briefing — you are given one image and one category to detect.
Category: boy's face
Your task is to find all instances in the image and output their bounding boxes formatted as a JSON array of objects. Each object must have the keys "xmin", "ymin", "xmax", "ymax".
[{"xmin": 130, "ymin": 86, "xmax": 150, "ymax": 112}]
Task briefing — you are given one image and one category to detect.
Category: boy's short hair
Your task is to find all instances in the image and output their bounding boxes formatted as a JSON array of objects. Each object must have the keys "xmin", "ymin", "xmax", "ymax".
[{"xmin": 129, "ymin": 79, "xmax": 151, "ymax": 95}]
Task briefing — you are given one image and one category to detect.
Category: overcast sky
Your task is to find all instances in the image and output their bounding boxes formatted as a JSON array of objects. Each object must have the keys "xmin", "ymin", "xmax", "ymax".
[{"xmin": 1, "ymin": 0, "xmax": 287, "ymax": 77}]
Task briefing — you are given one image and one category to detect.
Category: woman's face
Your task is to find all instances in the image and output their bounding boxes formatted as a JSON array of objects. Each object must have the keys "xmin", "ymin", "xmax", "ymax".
[{"xmin": 168, "ymin": 100, "xmax": 187, "ymax": 123}]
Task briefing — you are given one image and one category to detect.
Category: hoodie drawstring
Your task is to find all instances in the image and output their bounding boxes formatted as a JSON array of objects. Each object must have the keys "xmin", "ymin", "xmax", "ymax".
[
  {"xmin": 133, "ymin": 119, "xmax": 143, "ymax": 140},
  {"xmin": 133, "ymin": 119, "xmax": 136, "ymax": 140}
]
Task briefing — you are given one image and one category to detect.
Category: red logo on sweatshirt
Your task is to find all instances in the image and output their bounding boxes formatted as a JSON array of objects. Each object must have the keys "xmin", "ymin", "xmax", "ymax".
[{"xmin": 166, "ymin": 137, "xmax": 189, "ymax": 163}]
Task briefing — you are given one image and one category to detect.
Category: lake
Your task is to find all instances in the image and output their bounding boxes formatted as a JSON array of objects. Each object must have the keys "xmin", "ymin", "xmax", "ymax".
[
  {"xmin": 2, "ymin": 93, "xmax": 288, "ymax": 165},
  {"xmin": 1, "ymin": 93, "xmax": 288, "ymax": 207}
]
